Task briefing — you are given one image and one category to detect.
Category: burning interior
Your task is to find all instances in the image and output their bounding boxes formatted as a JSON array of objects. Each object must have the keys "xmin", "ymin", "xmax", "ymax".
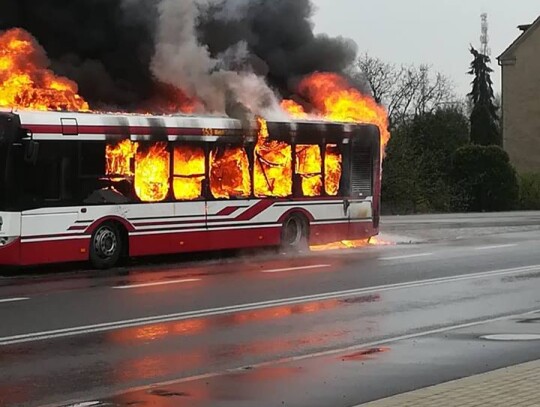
[{"xmin": 103, "ymin": 119, "xmax": 344, "ymax": 203}]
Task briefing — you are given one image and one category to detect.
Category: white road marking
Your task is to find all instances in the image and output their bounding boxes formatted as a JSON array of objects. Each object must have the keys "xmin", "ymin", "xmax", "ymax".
[
  {"xmin": 261, "ymin": 264, "xmax": 331, "ymax": 273},
  {"xmin": 380, "ymin": 253, "xmax": 433, "ymax": 261},
  {"xmin": 49, "ymin": 308, "xmax": 540, "ymax": 407},
  {"xmin": 3, "ymin": 263, "xmax": 540, "ymax": 346},
  {"xmin": 0, "ymin": 297, "xmax": 29, "ymax": 304},
  {"xmin": 474, "ymin": 244, "xmax": 518, "ymax": 251},
  {"xmin": 113, "ymin": 278, "xmax": 201, "ymax": 290}
]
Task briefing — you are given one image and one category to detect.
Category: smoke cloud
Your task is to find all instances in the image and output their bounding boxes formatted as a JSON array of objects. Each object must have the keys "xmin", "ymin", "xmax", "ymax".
[{"xmin": 0, "ymin": 0, "xmax": 359, "ymax": 116}]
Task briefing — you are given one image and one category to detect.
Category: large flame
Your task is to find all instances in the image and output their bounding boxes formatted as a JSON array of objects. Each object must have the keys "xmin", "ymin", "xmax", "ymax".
[
  {"xmin": 173, "ymin": 146, "xmax": 206, "ymax": 201},
  {"xmin": 281, "ymin": 72, "xmax": 390, "ymax": 151},
  {"xmin": 210, "ymin": 146, "xmax": 251, "ymax": 199},
  {"xmin": 254, "ymin": 118, "xmax": 293, "ymax": 198},
  {"xmin": 0, "ymin": 28, "xmax": 89, "ymax": 112},
  {"xmin": 296, "ymin": 145, "xmax": 323, "ymax": 197},
  {"xmin": 134, "ymin": 143, "xmax": 170, "ymax": 202}
]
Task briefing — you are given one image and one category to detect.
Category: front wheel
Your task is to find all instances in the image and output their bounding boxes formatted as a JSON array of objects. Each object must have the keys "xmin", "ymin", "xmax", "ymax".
[
  {"xmin": 281, "ymin": 215, "xmax": 309, "ymax": 253},
  {"xmin": 90, "ymin": 223, "xmax": 122, "ymax": 269}
]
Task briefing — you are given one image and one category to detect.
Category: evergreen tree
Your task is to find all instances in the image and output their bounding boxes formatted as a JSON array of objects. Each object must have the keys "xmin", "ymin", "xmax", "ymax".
[{"xmin": 468, "ymin": 47, "xmax": 502, "ymax": 146}]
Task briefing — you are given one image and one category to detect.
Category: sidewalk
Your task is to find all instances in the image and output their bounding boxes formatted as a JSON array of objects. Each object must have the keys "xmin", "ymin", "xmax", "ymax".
[{"xmin": 359, "ymin": 360, "xmax": 540, "ymax": 407}]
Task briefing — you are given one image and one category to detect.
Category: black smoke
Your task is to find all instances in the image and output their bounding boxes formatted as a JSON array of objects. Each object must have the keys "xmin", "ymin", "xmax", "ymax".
[
  {"xmin": 0, "ymin": 0, "xmax": 157, "ymax": 109},
  {"xmin": 0, "ymin": 0, "xmax": 358, "ymax": 110},
  {"xmin": 198, "ymin": 0, "xmax": 358, "ymax": 95}
]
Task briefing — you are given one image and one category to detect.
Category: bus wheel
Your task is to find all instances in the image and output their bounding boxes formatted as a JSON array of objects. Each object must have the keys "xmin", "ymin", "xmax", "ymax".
[
  {"xmin": 281, "ymin": 215, "xmax": 309, "ymax": 253},
  {"xmin": 90, "ymin": 223, "xmax": 122, "ymax": 269}
]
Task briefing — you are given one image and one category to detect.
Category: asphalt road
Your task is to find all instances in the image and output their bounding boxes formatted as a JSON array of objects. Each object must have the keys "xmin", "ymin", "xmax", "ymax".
[{"xmin": 1, "ymin": 212, "xmax": 540, "ymax": 406}]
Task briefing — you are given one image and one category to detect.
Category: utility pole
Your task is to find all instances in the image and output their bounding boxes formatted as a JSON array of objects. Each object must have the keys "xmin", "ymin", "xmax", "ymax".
[{"xmin": 480, "ymin": 13, "xmax": 491, "ymax": 57}]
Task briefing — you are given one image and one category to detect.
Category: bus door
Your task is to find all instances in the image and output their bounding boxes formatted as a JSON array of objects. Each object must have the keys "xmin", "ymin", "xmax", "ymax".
[{"xmin": 345, "ymin": 126, "xmax": 381, "ymax": 238}]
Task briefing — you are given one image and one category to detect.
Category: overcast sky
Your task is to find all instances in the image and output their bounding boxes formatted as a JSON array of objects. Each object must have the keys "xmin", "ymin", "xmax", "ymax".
[{"xmin": 312, "ymin": 0, "xmax": 539, "ymax": 98}]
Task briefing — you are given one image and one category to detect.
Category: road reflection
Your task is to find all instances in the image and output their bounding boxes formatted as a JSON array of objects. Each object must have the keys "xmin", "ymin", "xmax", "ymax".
[{"xmin": 109, "ymin": 294, "xmax": 380, "ymax": 344}]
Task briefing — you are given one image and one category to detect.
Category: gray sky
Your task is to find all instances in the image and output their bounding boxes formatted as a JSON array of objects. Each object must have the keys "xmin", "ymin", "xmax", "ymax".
[{"xmin": 312, "ymin": 0, "xmax": 540, "ymax": 98}]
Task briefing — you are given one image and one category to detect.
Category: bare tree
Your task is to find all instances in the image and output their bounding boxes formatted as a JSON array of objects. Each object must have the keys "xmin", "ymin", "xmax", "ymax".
[{"xmin": 348, "ymin": 54, "xmax": 458, "ymax": 128}]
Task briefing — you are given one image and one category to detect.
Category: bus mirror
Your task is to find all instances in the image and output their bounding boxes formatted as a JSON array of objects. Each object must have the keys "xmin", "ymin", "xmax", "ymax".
[{"xmin": 23, "ymin": 140, "xmax": 39, "ymax": 165}]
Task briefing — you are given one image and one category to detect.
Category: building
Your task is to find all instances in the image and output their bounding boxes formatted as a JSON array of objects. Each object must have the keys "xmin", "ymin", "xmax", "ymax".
[{"xmin": 498, "ymin": 16, "xmax": 540, "ymax": 173}]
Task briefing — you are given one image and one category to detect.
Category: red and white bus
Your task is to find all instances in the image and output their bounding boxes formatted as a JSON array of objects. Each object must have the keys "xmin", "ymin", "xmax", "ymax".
[{"xmin": 0, "ymin": 110, "xmax": 381, "ymax": 269}]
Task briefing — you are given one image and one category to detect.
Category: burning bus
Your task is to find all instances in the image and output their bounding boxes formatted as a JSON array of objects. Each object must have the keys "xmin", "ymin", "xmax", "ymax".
[
  {"xmin": 0, "ymin": 26, "xmax": 387, "ymax": 269},
  {"xmin": 0, "ymin": 109, "xmax": 380, "ymax": 268}
]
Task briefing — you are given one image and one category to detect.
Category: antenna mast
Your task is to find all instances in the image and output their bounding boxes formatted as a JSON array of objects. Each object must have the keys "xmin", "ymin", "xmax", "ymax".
[{"xmin": 480, "ymin": 13, "xmax": 491, "ymax": 56}]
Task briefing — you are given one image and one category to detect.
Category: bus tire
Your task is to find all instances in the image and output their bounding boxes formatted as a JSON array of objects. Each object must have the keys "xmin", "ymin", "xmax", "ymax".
[
  {"xmin": 281, "ymin": 214, "xmax": 309, "ymax": 253},
  {"xmin": 90, "ymin": 222, "xmax": 122, "ymax": 269}
]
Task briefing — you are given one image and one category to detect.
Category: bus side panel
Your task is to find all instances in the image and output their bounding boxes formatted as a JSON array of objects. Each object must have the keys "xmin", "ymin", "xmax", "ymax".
[
  {"xmin": 20, "ymin": 210, "xmax": 90, "ymax": 265},
  {"xmin": 19, "ymin": 238, "xmax": 90, "ymax": 266},
  {"xmin": 129, "ymin": 227, "xmax": 281, "ymax": 256}
]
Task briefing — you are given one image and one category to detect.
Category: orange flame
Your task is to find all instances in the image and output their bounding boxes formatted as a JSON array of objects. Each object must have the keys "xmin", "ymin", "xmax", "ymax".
[
  {"xmin": 311, "ymin": 237, "xmax": 394, "ymax": 252},
  {"xmin": 173, "ymin": 146, "xmax": 206, "ymax": 201},
  {"xmin": 296, "ymin": 145, "xmax": 323, "ymax": 197},
  {"xmin": 280, "ymin": 99, "xmax": 308, "ymax": 119},
  {"xmin": 0, "ymin": 28, "xmax": 89, "ymax": 112},
  {"xmin": 282, "ymin": 72, "xmax": 390, "ymax": 152},
  {"xmin": 254, "ymin": 118, "xmax": 293, "ymax": 197},
  {"xmin": 135, "ymin": 143, "xmax": 170, "ymax": 202},
  {"xmin": 210, "ymin": 146, "xmax": 251, "ymax": 199},
  {"xmin": 106, "ymin": 139, "xmax": 139, "ymax": 177},
  {"xmin": 325, "ymin": 144, "xmax": 342, "ymax": 196}
]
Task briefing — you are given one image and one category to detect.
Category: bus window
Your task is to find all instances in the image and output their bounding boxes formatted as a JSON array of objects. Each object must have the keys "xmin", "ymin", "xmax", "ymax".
[
  {"xmin": 296, "ymin": 145, "xmax": 323, "ymax": 197},
  {"xmin": 210, "ymin": 145, "xmax": 251, "ymax": 199},
  {"xmin": 325, "ymin": 144, "xmax": 342, "ymax": 196},
  {"xmin": 173, "ymin": 145, "xmax": 205, "ymax": 201},
  {"xmin": 254, "ymin": 141, "xmax": 292, "ymax": 198},
  {"xmin": 135, "ymin": 143, "xmax": 170, "ymax": 202},
  {"xmin": 106, "ymin": 139, "xmax": 137, "ymax": 177}
]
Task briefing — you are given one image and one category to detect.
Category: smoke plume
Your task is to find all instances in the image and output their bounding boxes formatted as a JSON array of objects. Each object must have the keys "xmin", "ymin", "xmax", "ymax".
[{"xmin": 0, "ymin": 0, "xmax": 359, "ymax": 116}]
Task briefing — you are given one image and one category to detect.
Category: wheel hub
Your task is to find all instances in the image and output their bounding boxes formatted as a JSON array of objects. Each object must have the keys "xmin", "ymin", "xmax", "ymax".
[{"xmin": 94, "ymin": 228, "xmax": 117, "ymax": 258}]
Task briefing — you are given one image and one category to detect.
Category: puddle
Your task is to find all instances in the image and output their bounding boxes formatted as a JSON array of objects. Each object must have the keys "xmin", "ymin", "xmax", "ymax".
[
  {"xmin": 480, "ymin": 334, "xmax": 540, "ymax": 341},
  {"xmin": 147, "ymin": 389, "xmax": 189, "ymax": 398},
  {"xmin": 341, "ymin": 347, "xmax": 390, "ymax": 361}
]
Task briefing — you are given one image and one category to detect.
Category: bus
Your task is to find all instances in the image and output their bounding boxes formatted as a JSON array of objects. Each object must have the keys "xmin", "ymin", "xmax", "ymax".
[{"xmin": 0, "ymin": 110, "xmax": 381, "ymax": 269}]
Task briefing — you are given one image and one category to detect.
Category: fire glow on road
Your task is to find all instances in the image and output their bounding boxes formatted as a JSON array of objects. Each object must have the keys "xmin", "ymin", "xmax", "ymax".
[{"xmin": 2, "ymin": 264, "xmax": 540, "ymax": 346}]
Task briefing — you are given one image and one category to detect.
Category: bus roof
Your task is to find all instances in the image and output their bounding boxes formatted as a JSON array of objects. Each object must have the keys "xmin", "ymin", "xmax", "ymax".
[{"xmin": 2, "ymin": 109, "xmax": 379, "ymax": 142}]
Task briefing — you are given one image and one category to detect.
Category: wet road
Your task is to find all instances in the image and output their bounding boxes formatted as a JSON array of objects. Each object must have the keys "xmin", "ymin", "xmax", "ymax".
[{"xmin": 0, "ymin": 213, "xmax": 540, "ymax": 406}]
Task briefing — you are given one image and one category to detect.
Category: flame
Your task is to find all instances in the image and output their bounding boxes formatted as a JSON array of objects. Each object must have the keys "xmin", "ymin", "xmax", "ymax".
[
  {"xmin": 280, "ymin": 100, "xmax": 308, "ymax": 119},
  {"xmin": 311, "ymin": 237, "xmax": 394, "ymax": 252},
  {"xmin": 106, "ymin": 139, "xmax": 139, "ymax": 177},
  {"xmin": 0, "ymin": 28, "xmax": 89, "ymax": 112},
  {"xmin": 173, "ymin": 146, "xmax": 206, "ymax": 201},
  {"xmin": 296, "ymin": 145, "xmax": 323, "ymax": 197},
  {"xmin": 141, "ymin": 82, "xmax": 202, "ymax": 115},
  {"xmin": 210, "ymin": 146, "xmax": 251, "ymax": 199},
  {"xmin": 135, "ymin": 143, "xmax": 170, "ymax": 202},
  {"xmin": 282, "ymin": 72, "xmax": 390, "ymax": 153},
  {"xmin": 254, "ymin": 118, "xmax": 293, "ymax": 197},
  {"xmin": 325, "ymin": 144, "xmax": 342, "ymax": 196}
]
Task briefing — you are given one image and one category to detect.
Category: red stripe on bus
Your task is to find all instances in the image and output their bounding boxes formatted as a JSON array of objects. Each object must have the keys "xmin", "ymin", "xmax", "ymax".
[
  {"xmin": 215, "ymin": 206, "xmax": 242, "ymax": 216},
  {"xmin": 235, "ymin": 200, "xmax": 276, "ymax": 221},
  {"xmin": 24, "ymin": 124, "xmax": 207, "ymax": 136}
]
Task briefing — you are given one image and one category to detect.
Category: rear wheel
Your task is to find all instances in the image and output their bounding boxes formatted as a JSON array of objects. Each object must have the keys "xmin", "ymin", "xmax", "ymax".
[
  {"xmin": 281, "ymin": 215, "xmax": 309, "ymax": 253},
  {"xmin": 90, "ymin": 223, "xmax": 122, "ymax": 269}
]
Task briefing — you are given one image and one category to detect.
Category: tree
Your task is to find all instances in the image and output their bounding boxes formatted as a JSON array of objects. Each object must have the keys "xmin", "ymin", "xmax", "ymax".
[
  {"xmin": 452, "ymin": 145, "xmax": 518, "ymax": 212},
  {"xmin": 382, "ymin": 108, "xmax": 469, "ymax": 213},
  {"xmin": 349, "ymin": 54, "xmax": 458, "ymax": 128},
  {"xmin": 468, "ymin": 47, "xmax": 501, "ymax": 146}
]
